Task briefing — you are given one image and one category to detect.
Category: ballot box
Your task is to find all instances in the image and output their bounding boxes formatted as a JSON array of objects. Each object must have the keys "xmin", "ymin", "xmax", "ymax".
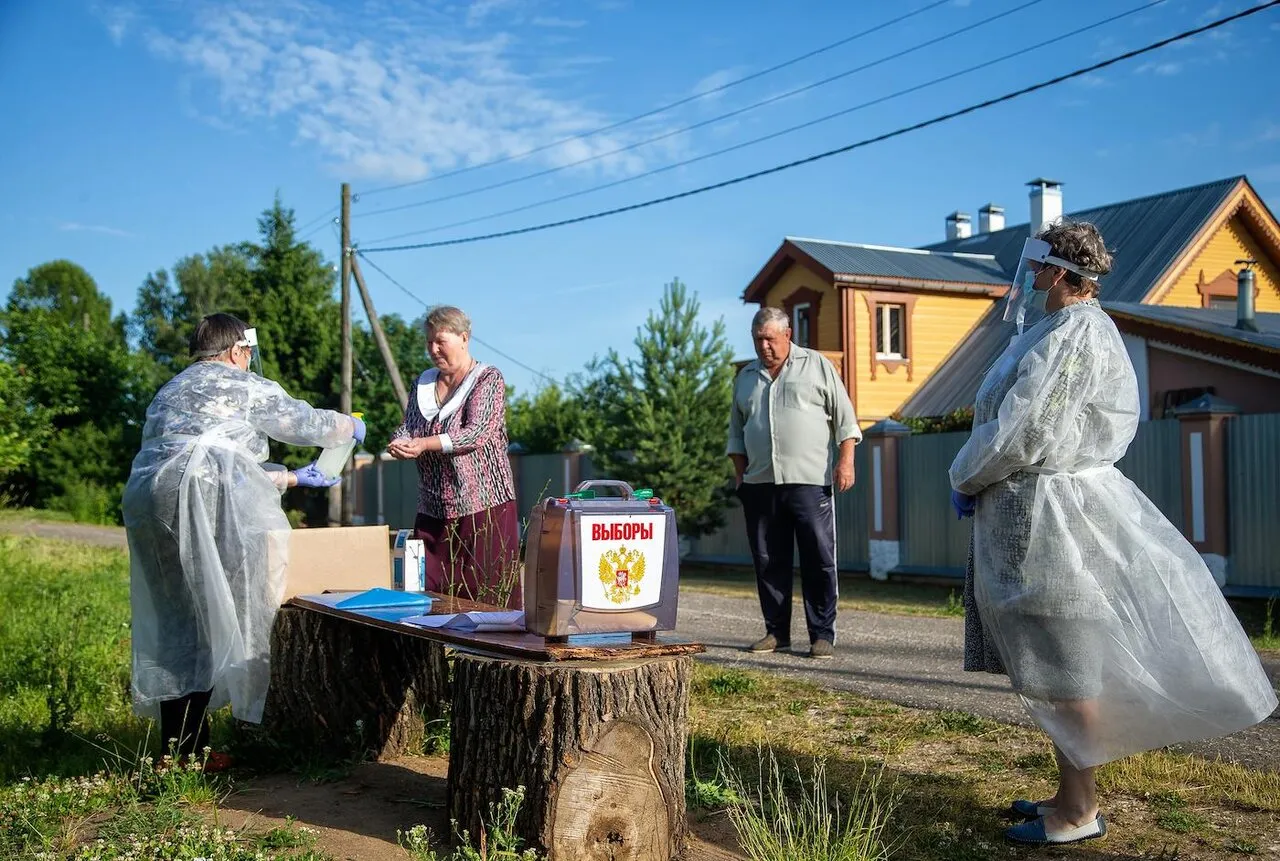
[{"xmin": 522, "ymin": 480, "xmax": 680, "ymax": 637}]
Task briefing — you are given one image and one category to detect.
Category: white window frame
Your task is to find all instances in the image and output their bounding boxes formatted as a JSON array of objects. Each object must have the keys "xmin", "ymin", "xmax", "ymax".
[
  {"xmin": 875, "ymin": 304, "xmax": 905, "ymax": 359},
  {"xmin": 792, "ymin": 302, "xmax": 812, "ymax": 348}
]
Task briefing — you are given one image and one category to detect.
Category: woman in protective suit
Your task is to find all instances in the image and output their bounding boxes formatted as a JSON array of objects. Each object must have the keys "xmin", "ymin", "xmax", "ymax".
[
  {"xmin": 123, "ymin": 313, "xmax": 365, "ymax": 769},
  {"xmin": 949, "ymin": 221, "xmax": 1276, "ymax": 846}
]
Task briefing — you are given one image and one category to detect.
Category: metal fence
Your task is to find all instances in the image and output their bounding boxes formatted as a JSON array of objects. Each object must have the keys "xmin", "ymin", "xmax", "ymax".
[
  {"xmin": 897, "ymin": 432, "xmax": 970, "ymax": 576},
  {"xmin": 1116, "ymin": 419, "xmax": 1184, "ymax": 533},
  {"xmin": 685, "ymin": 444, "xmax": 871, "ymax": 571},
  {"xmin": 358, "ymin": 414, "xmax": 1279, "ymax": 595},
  {"xmin": 1229, "ymin": 413, "xmax": 1280, "ymax": 591}
]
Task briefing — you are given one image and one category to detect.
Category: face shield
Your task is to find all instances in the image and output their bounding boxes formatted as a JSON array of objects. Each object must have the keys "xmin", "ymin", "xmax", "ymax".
[
  {"xmin": 1004, "ymin": 238, "xmax": 1103, "ymax": 333},
  {"xmin": 238, "ymin": 327, "xmax": 263, "ymax": 376}
]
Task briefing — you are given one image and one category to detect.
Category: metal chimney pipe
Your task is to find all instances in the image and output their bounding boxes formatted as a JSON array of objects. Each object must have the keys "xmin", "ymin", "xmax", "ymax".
[{"xmin": 1235, "ymin": 259, "xmax": 1258, "ymax": 332}]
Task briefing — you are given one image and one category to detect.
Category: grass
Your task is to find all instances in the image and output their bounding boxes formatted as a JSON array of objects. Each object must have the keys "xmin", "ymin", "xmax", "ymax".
[
  {"xmin": 1232, "ymin": 596, "xmax": 1280, "ymax": 653},
  {"xmin": 689, "ymin": 663, "xmax": 1280, "ymax": 860},
  {"xmin": 4, "ymin": 533, "xmax": 1279, "ymax": 860}
]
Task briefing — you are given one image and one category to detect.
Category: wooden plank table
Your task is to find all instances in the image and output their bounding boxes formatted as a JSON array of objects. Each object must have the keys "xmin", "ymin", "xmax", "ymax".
[{"xmin": 287, "ymin": 591, "xmax": 704, "ymax": 662}]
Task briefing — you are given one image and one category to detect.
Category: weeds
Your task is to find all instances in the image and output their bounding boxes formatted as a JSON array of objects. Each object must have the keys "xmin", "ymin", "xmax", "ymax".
[
  {"xmin": 724, "ymin": 748, "xmax": 896, "ymax": 861},
  {"xmin": 700, "ymin": 669, "xmax": 756, "ymax": 697},
  {"xmin": 399, "ymin": 786, "xmax": 539, "ymax": 861}
]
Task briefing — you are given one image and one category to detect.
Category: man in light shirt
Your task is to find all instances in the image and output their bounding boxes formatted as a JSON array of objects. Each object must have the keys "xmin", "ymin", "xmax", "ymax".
[{"xmin": 727, "ymin": 307, "xmax": 861, "ymax": 659}]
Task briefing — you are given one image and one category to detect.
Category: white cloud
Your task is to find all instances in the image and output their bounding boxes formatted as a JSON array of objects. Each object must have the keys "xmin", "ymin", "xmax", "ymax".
[
  {"xmin": 94, "ymin": 3, "xmax": 137, "ymax": 45},
  {"xmin": 58, "ymin": 221, "xmax": 135, "ymax": 238},
  {"xmin": 531, "ymin": 16, "xmax": 587, "ymax": 28},
  {"xmin": 465, "ymin": 0, "xmax": 523, "ymax": 28},
  {"xmin": 1135, "ymin": 60, "xmax": 1182, "ymax": 76},
  {"xmin": 689, "ymin": 68, "xmax": 744, "ymax": 104},
  {"xmin": 113, "ymin": 1, "xmax": 667, "ymax": 183}
]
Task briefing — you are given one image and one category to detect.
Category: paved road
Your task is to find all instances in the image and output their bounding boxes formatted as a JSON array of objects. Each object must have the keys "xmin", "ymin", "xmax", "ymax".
[
  {"xmin": 0, "ymin": 519, "xmax": 127, "ymax": 548},
  {"xmin": 675, "ymin": 589, "xmax": 1280, "ymax": 771}
]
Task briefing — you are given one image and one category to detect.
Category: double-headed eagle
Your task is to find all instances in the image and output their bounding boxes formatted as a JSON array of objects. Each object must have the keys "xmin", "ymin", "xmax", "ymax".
[{"xmin": 598, "ymin": 544, "xmax": 646, "ymax": 604}]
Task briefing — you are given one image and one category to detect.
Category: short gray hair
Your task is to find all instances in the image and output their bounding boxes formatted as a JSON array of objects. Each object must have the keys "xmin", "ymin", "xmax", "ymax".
[
  {"xmin": 424, "ymin": 305, "xmax": 471, "ymax": 338},
  {"xmin": 751, "ymin": 306, "xmax": 790, "ymax": 334}
]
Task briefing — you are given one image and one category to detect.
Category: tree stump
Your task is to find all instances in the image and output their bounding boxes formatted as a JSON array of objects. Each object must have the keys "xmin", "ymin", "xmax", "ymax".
[
  {"xmin": 448, "ymin": 654, "xmax": 693, "ymax": 861},
  {"xmin": 261, "ymin": 606, "xmax": 450, "ymax": 760}
]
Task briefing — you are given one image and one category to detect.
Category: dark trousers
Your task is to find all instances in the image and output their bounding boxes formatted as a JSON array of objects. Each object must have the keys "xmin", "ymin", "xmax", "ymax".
[
  {"xmin": 159, "ymin": 689, "xmax": 212, "ymax": 758},
  {"xmin": 739, "ymin": 483, "xmax": 838, "ymax": 644}
]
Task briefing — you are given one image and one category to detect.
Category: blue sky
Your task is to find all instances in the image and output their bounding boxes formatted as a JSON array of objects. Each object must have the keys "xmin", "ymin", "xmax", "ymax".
[{"xmin": 2, "ymin": 0, "xmax": 1279, "ymax": 395}]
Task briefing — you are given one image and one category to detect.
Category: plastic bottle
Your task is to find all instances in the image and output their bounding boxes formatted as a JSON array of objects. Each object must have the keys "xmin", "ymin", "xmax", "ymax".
[{"xmin": 315, "ymin": 411, "xmax": 362, "ymax": 480}]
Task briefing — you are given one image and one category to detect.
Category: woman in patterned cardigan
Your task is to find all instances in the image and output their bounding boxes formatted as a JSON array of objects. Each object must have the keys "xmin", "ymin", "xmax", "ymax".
[{"xmin": 387, "ymin": 306, "xmax": 521, "ymax": 608}]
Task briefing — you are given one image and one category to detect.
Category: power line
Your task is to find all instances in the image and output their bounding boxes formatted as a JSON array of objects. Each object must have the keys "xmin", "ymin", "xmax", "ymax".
[
  {"xmin": 353, "ymin": 0, "xmax": 954, "ymax": 199},
  {"xmin": 362, "ymin": 0, "xmax": 1162, "ymax": 247},
  {"xmin": 355, "ymin": 251, "xmax": 557, "ymax": 384},
  {"xmin": 360, "ymin": 1, "xmax": 1279, "ymax": 255},
  {"xmin": 297, "ymin": 206, "xmax": 340, "ymax": 234},
  {"xmin": 356, "ymin": 0, "xmax": 1047, "ymax": 221}
]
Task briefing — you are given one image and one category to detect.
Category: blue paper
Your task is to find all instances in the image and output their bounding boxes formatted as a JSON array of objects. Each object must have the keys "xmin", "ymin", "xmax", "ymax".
[{"xmin": 335, "ymin": 588, "xmax": 432, "ymax": 611}]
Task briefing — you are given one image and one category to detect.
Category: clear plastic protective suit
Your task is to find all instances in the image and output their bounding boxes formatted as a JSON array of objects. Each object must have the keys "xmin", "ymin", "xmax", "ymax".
[
  {"xmin": 950, "ymin": 301, "xmax": 1276, "ymax": 768},
  {"xmin": 123, "ymin": 361, "xmax": 353, "ymax": 723}
]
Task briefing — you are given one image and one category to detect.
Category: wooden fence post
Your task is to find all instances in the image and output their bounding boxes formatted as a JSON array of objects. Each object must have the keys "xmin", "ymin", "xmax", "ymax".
[
  {"xmin": 862, "ymin": 419, "xmax": 911, "ymax": 581},
  {"xmin": 1171, "ymin": 394, "xmax": 1238, "ymax": 587}
]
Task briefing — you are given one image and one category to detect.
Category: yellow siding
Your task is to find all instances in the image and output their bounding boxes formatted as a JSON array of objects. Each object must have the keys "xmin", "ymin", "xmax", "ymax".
[
  {"xmin": 853, "ymin": 290, "xmax": 997, "ymax": 423},
  {"xmin": 762, "ymin": 263, "xmax": 839, "ymax": 351},
  {"xmin": 1157, "ymin": 216, "xmax": 1280, "ymax": 311}
]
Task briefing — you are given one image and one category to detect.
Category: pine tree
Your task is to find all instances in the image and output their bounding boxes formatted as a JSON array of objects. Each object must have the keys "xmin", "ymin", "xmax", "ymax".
[{"xmin": 594, "ymin": 279, "xmax": 735, "ymax": 538}]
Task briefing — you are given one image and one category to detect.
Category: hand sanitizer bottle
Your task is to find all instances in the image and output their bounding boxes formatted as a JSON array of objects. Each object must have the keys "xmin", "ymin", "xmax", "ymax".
[{"xmin": 315, "ymin": 411, "xmax": 362, "ymax": 480}]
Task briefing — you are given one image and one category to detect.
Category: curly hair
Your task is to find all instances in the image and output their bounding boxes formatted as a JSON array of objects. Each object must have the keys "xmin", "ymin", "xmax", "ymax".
[{"xmin": 1036, "ymin": 219, "xmax": 1114, "ymax": 297}]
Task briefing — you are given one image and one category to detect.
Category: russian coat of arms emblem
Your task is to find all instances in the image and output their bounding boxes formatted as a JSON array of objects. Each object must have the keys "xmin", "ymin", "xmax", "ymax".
[{"xmin": 598, "ymin": 545, "xmax": 646, "ymax": 604}]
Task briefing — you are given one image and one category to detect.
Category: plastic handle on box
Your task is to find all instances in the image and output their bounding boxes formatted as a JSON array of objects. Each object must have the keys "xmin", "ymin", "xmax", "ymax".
[{"xmin": 573, "ymin": 479, "xmax": 635, "ymax": 498}]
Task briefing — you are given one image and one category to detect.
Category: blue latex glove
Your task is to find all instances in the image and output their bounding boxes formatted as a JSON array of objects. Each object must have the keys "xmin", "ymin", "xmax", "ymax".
[
  {"xmin": 950, "ymin": 489, "xmax": 977, "ymax": 520},
  {"xmin": 294, "ymin": 462, "xmax": 341, "ymax": 488},
  {"xmin": 350, "ymin": 415, "xmax": 366, "ymax": 444}
]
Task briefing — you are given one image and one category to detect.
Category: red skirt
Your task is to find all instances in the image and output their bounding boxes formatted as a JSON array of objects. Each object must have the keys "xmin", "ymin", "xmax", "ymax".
[{"xmin": 413, "ymin": 500, "xmax": 523, "ymax": 609}]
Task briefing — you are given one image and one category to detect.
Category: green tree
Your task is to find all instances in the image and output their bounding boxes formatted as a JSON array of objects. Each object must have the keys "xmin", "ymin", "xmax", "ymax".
[
  {"xmin": 591, "ymin": 279, "xmax": 735, "ymax": 538},
  {"xmin": 353, "ymin": 312, "xmax": 428, "ymax": 450},
  {"xmin": 130, "ymin": 247, "xmax": 251, "ymax": 385},
  {"xmin": 239, "ymin": 198, "xmax": 341, "ymax": 421},
  {"xmin": 7, "ymin": 260, "xmax": 119, "ymax": 334},
  {"xmin": 507, "ymin": 380, "xmax": 589, "ymax": 454},
  {"xmin": 1, "ymin": 265, "xmax": 146, "ymax": 516},
  {"xmin": 0, "ymin": 361, "xmax": 57, "ymax": 482}
]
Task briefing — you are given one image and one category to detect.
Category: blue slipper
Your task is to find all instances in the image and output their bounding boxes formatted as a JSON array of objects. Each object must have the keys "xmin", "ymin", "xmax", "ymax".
[
  {"xmin": 1005, "ymin": 814, "xmax": 1106, "ymax": 845},
  {"xmin": 1009, "ymin": 799, "xmax": 1055, "ymax": 820}
]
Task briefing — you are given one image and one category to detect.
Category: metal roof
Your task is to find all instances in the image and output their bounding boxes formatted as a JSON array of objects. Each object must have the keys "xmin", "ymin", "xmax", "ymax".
[
  {"xmin": 787, "ymin": 238, "xmax": 1008, "ymax": 285},
  {"xmin": 1104, "ymin": 302, "xmax": 1280, "ymax": 352},
  {"xmin": 899, "ymin": 176, "xmax": 1244, "ymax": 418}
]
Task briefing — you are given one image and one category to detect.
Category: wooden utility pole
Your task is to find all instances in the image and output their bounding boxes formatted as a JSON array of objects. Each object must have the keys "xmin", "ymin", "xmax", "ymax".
[
  {"xmin": 338, "ymin": 183, "xmax": 354, "ymax": 526},
  {"xmin": 351, "ymin": 255, "xmax": 409, "ymax": 411}
]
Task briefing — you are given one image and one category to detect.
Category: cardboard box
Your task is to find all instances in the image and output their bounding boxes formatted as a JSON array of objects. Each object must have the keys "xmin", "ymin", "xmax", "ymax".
[{"xmin": 272, "ymin": 525, "xmax": 392, "ymax": 601}]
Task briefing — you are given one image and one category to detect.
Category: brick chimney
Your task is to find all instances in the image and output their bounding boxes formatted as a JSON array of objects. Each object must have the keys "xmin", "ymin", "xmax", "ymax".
[
  {"xmin": 1027, "ymin": 178, "xmax": 1063, "ymax": 235},
  {"xmin": 978, "ymin": 203, "xmax": 1005, "ymax": 234},
  {"xmin": 945, "ymin": 211, "xmax": 972, "ymax": 241}
]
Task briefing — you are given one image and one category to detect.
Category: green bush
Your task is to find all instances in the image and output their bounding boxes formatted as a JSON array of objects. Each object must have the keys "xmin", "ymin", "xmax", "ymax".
[{"xmin": 47, "ymin": 479, "xmax": 122, "ymax": 525}]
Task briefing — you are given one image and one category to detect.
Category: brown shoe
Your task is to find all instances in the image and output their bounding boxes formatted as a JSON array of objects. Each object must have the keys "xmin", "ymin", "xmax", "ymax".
[
  {"xmin": 809, "ymin": 639, "xmax": 834, "ymax": 660},
  {"xmin": 747, "ymin": 634, "xmax": 789, "ymax": 654}
]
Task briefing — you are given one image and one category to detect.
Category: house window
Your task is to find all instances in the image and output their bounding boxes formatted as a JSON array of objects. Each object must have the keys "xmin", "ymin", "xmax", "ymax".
[
  {"xmin": 875, "ymin": 304, "xmax": 906, "ymax": 359},
  {"xmin": 793, "ymin": 303, "xmax": 812, "ymax": 347},
  {"xmin": 1207, "ymin": 296, "xmax": 1237, "ymax": 311},
  {"xmin": 780, "ymin": 286, "xmax": 824, "ymax": 349},
  {"xmin": 862, "ymin": 291, "xmax": 918, "ymax": 381}
]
